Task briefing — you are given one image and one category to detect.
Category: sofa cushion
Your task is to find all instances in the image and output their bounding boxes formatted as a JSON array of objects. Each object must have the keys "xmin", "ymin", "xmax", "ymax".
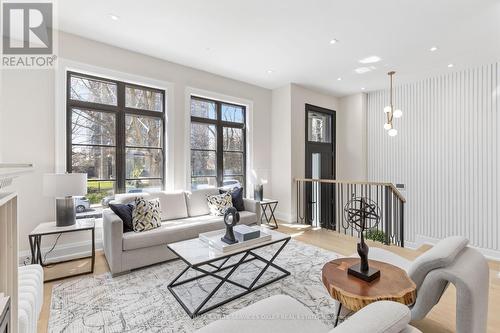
[
  {"xmin": 408, "ymin": 236, "xmax": 469, "ymax": 289},
  {"xmin": 185, "ymin": 188, "xmax": 220, "ymax": 217},
  {"xmin": 113, "ymin": 192, "xmax": 152, "ymax": 204},
  {"xmin": 122, "ymin": 211, "xmax": 258, "ymax": 251},
  {"xmin": 157, "ymin": 191, "xmax": 188, "ymax": 220},
  {"xmin": 332, "ymin": 301, "xmax": 412, "ymax": 333},
  {"xmin": 195, "ymin": 295, "xmax": 329, "ymax": 333},
  {"xmin": 179, "ymin": 211, "xmax": 257, "ymax": 227}
]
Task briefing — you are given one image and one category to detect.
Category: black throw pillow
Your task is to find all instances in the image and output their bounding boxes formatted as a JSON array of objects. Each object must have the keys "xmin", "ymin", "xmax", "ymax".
[
  {"xmin": 220, "ymin": 187, "xmax": 245, "ymax": 211},
  {"xmin": 109, "ymin": 203, "xmax": 135, "ymax": 233}
]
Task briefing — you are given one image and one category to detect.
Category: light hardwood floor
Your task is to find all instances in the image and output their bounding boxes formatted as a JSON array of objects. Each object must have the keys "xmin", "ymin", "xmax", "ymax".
[{"xmin": 38, "ymin": 222, "xmax": 500, "ymax": 333}]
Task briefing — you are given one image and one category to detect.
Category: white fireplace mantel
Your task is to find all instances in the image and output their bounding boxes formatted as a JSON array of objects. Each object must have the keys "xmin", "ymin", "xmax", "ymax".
[
  {"xmin": 0, "ymin": 163, "xmax": 34, "ymax": 189},
  {"xmin": 0, "ymin": 163, "xmax": 33, "ymax": 332}
]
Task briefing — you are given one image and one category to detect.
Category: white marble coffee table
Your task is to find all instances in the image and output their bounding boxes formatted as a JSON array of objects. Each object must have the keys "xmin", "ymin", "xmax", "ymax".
[{"xmin": 167, "ymin": 227, "xmax": 291, "ymax": 318}]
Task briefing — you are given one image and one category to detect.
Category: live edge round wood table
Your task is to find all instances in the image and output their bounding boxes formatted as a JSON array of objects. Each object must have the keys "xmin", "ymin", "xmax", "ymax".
[{"xmin": 322, "ymin": 258, "xmax": 416, "ymax": 327}]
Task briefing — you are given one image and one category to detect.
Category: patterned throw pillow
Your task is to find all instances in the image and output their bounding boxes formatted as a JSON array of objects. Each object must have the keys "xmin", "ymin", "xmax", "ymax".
[
  {"xmin": 132, "ymin": 197, "xmax": 162, "ymax": 232},
  {"xmin": 207, "ymin": 192, "xmax": 233, "ymax": 216}
]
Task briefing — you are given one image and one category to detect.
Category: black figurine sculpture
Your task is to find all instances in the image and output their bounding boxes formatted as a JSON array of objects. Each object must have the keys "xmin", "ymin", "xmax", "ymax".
[
  {"xmin": 343, "ymin": 196, "xmax": 381, "ymax": 282},
  {"xmin": 221, "ymin": 207, "xmax": 240, "ymax": 244}
]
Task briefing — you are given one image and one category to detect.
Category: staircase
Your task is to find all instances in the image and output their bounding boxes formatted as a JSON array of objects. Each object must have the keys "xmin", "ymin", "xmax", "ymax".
[{"xmin": 295, "ymin": 178, "xmax": 406, "ymax": 247}]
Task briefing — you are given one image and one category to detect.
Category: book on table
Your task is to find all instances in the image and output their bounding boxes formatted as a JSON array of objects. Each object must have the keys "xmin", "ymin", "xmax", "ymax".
[{"xmin": 199, "ymin": 226, "xmax": 272, "ymax": 253}]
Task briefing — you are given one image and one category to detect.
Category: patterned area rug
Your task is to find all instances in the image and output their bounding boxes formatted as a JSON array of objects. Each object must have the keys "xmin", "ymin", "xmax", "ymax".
[{"xmin": 49, "ymin": 239, "xmax": 340, "ymax": 332}]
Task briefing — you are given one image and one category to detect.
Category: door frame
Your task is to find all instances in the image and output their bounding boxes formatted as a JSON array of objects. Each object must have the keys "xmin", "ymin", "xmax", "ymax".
[
  {"xmin": 304, "ymin": 104, "xmax": 336, "ymax": 228},
  {"xmin": 304, "ymin": 103, "xmax": 336, "ymax": 180}
]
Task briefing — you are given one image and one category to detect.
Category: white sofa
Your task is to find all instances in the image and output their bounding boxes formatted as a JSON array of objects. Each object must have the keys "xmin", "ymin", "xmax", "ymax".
[
  {"xmin": 195, "ymin": 295, "xmax": 422, "ymax": 333},
  {"xmin": 103, "ymin": 188, "xmax": 261, "ymax": 276}
]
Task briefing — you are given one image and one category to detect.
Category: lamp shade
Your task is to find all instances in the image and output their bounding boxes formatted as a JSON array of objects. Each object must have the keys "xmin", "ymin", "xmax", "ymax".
[{"xmin": 43, "ymin": 173, "xmax": 87, "ymax": 197}]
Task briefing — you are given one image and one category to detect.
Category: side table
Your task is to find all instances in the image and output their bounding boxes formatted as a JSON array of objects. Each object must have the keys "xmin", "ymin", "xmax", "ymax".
[
  {"xmin": 259, "ymin": 199, "xmax": 279, "ymax": 229},
  {"xmin": 29, "ymin": 219, "xmax": 95, "ymax": 282},
  {"xmin": 322, "ymin": 258, "xmax": 416, "ymax": 327}
]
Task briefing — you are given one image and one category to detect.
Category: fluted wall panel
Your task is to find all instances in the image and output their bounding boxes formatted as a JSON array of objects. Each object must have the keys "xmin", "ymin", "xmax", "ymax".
[{"xmin": 367, "ymin": 63, "xmax": 499, "ymax": 253}]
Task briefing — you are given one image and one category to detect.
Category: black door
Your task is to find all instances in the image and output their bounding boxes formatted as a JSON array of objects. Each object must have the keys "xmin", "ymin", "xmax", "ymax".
[{"xmin": 304, "ymin": 104, "xmax": 336, "ymax": 229}]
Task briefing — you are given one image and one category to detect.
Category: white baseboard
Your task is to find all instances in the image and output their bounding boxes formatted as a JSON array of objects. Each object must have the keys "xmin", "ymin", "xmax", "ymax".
[
  {"xmin": 19, "ymin": 239, "xmax": 103, "ymax": 265},
  {"xmin": 408, "ymin": 234, "xmax": 500, "ymax": 261},
  {"xmin": 274, "ymin": 211, "xmax": 294, "ymax": 223}
]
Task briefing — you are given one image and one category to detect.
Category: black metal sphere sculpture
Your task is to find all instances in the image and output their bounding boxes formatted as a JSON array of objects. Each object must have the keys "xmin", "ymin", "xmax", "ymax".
[
  {"xmin": 221, "ymin": 207, "xmax": 240, "ymax": 245},
  {"xmin": 343, "ymin": 197, "xmax": 381, "ymax": 282}
]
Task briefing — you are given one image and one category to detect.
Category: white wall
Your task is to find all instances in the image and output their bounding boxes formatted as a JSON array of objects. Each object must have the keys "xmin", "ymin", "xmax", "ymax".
[
  {"xmin": 0, "ymin": 69, "xmax": 3, "ymax": 162},
  {"xmin": 1, "ymin": 70, "xmax": 56, "ymax": 258},
  {"xmin": 0, "ymin": 31, "xmax": 273, "ymax": 256},
  {"xmin": 337, "ymin": 93, "xmax": 368, "ymax": 181},
  {"xmin": 271, "ymin": 85, "xmax": 292, "ymax": 221},
  {"xmin": 270, "ymin": 84, "xmax": 342, "ymax": 222},
  {"xmin": 367, "ymin": 63, "xmax": 500, "ymax": 258},
  {"xmin": 290, "ymin": 84, "xmax": 339, "ymax": 221}
]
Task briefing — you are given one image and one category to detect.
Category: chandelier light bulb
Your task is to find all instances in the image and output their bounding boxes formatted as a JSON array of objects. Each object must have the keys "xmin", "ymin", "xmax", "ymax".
[
  {"xmin": 393, "ymin": 109, "xmax": 403, "ymax": 118},
  {"xmin": 383, "ymin": 123, "xmax": 392, "ymax": 130},
  {"xmin": 388, "ymin": 128, "xmax": 398, "ymax": 137},
  {"xmin": 383, "ymin": 106, "xmax": 392, "ymax": 113}
]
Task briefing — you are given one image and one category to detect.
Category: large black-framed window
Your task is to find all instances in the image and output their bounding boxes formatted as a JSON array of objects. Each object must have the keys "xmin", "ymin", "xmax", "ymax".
[
  {"xmin": 190, "ymin": 95, "xmax": 246, "ymax": 190},
  {"xmin": 67, "ymin": 71, "xmax": 166, "ymax": 208}
]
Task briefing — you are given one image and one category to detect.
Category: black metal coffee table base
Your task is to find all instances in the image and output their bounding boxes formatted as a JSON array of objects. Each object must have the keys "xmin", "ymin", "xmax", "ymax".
[{"xmin": 168, "ymin": 237, "xmax": 290, "ymax": 318}]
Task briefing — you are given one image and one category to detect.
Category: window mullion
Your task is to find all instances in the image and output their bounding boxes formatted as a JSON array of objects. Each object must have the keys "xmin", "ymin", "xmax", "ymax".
[
  {"xmin": 116, "ymin": 82, "xmax": 126, "ymax": 193},
  {"xmin": 216, "ymin": 101, "xmax": 224, "ymax": 187}
]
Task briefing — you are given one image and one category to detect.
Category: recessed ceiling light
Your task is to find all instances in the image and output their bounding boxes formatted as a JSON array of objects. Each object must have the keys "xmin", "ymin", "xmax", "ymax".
[
  {"xmin": 267, "ymin": 69, "xmax": 274, "ymax": 74},
  {"xmin": 354, "ymin": 66, "xmax": 376, "ymax": 74},
  {"xmin": 359, "ymin": 56, "xmax": 381, "ymax": 64},
  {"xmin": 361, "ymin": 87, "xmax": 366, "ymax": 90},
  {"xmin": 430, "ymin": 46, "xmax": 438, "ymax": 52},
  {"xmin": 109, "ymin": 14, "xmax": 119, "ymax": 21},
  {"xmin": 329, "ymin": 39, "xmax": 339, "ymax": 44},
  {"xmin": 337, "ymin": 77, "xmax": 342, "ymax": 81},
  {"xmin": 447, "ymin": 63, "xmax": 454, "ymax": 68}
]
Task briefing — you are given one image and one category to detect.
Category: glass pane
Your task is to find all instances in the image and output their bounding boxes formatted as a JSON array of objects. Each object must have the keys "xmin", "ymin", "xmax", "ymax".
[
  {"xmin": 222, "ymin": 176, "xmax": 244, "ymax": 189},
  {"xmin": 191, "ymin": 123, "xmax": 216, "ymax": 150},
  {"xmin": 86, "ymin": 180, "xmax": 115, "ymax": 206},
  {"xmin": 126, "ymin": 179, "xmax": 163, "ymax": 193},
  {"xmin": 223, "ymin": 127, "xmax": 243, "ymax": 151},
  {"xmin": 70, "ymin": 75, "xmax": 117, "ymax": 105},
  {"xmin": 125, "ymin": 86, "xmax": 163, "ymax": 112},
  {"xmin": 308, "ymin": 111, "xmax": 332, "ymax": 143},
  {"xmin": 71, "ymin": 146, "xmax": 116, "ymax": 180},
  {"xmin": 126, "ymin": 148, "xmax": 163, "ymax": 179},
  {"xmin": 223, "ymin": 152, "xmax": 244, "ymax": 175},
  {"xmin": 191, "ymin": 150, "xmax": 216, "ymax": 176},
  {"xmin": 126, "ymin": 115, "xmax": 162, "ymax": 148},
  {"xmin": 191, "ymin": 98, "xmax": 216, "ymax": 119},
  {"xmin": 191, "ymin": 177, "xmax": 217, "ymax": 190},
  {"xmin": 71, "ymin": 108, "xmax": 116, "ymax": 145},
  {"xmin": 222, "ymin": 104, "xmax": 244, "ymax": 123}
]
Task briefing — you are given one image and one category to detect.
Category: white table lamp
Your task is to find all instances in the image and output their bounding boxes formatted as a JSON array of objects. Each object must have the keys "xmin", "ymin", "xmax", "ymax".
[{"xmin": 43, "ymin": 173, "xmax": 87, "ymax": 227}]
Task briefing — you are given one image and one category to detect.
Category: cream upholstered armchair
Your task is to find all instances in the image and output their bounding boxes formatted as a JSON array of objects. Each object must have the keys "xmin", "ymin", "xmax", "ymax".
[
  {"xmin": 367, "ymin": 236, "xmax": 489, "ymax": 333},
  {"xmin": 196, "ymin": 295, "xmax": 422, "ymax": 333}
]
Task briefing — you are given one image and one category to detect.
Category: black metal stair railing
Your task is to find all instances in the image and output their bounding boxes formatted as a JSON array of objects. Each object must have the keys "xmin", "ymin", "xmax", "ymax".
[{"xmin": 295, "ymin": 178, "xmax": 406, "ymax": 247}]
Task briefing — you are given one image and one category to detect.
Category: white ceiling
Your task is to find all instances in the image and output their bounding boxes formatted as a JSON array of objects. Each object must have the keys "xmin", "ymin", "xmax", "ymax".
[{"xmin": 57, "ymin": 0, "xmax": 500, "ymax": 96}]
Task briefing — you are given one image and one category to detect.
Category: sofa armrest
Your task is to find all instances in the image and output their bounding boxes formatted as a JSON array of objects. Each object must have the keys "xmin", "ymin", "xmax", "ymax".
[
  {"xmin": 332, "ymin": 301, "xmax": 414, "ymax": 333},
  {"xmin": 243, "ymin": 198, "xmax": 261, "ymax": 225},
  {"xmin": 102, "ymin": 209, "xmax": 124, "ymax": 275}
]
